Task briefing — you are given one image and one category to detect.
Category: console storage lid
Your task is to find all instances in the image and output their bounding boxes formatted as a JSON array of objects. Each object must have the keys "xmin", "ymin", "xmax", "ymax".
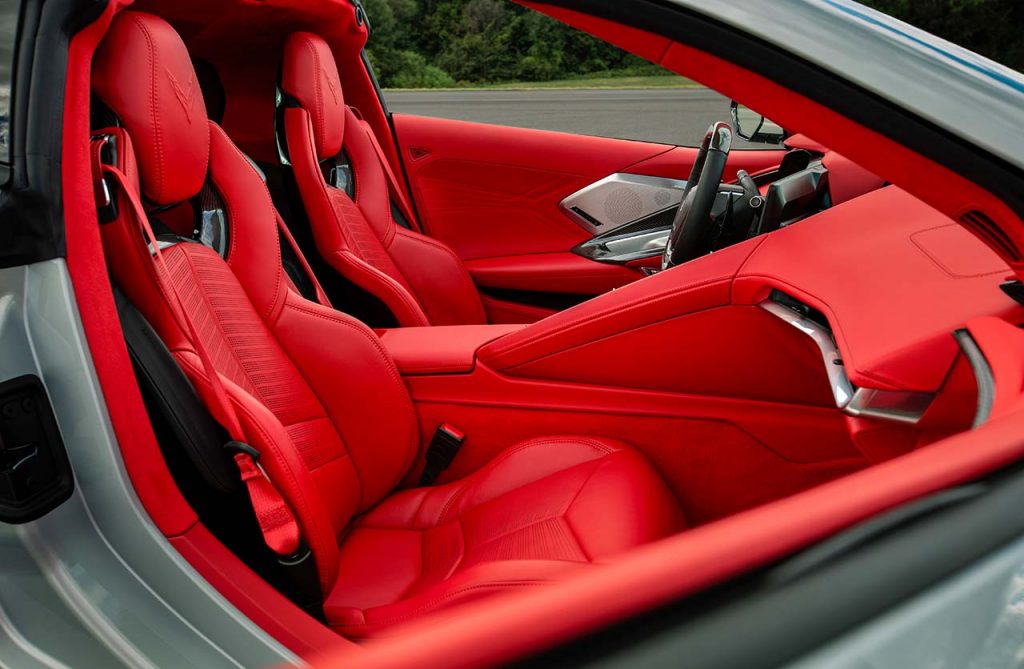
[{"xmin": 380, "ymin": 324, "xmax": 526, "ymax": 375}]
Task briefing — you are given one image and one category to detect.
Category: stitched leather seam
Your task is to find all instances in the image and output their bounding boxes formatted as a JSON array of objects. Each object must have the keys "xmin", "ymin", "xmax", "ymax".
[
  {"xmin": 303, "ymin": 36, "xmax": 325, "ymax": 157},
  {"xmin": 285, "ymin": 415, "xmax": 353, "ymax": 472},
  {"xmin": 437, "ymin": 438, "xmax": 614, "ymax": 524},
  {"xmin": 177, "ymin": 247, "xmax": 268, "ymax": 401},
  {"xmin": 283, "ymin": 302, "xmax": 419, "ymax": 477},
  {"xmin": 132, "ymin": 15, "xmax": 164, "ymax": 203},
  {"xmin": 335, "ymin": 250, "xmax": 430, "ymax": 326},
  {"xmin": 179, "ymin": 356, "xmax": 335, "ymax": 588},
  {"xmin": 910, "ymin": 224, "xmax": 1007, "ymax": 278},
  {"xmin": 394, "ymin": 229, "xmax": 486, "ymax": 323},
  {"xmin": 271, "ymin": 304, "xmax": 368, "ymax": 510},
  {"xmin": 485, "ymin": 276, "xmax": 732, "ymax": 365},
  {"xmin": 336, "ymin": 581, "xmax": 548, "ymax": 630},
  {"xmin": 461, "ymin": 513, "xmax": 578, "ymax": 563},
  {"xmin": 210, "ymin": 124, "xmax": 285, "ymax": 322},
  {"xmin": 561, "ymin": 458, "xmax": 613, "ymax": 562}
]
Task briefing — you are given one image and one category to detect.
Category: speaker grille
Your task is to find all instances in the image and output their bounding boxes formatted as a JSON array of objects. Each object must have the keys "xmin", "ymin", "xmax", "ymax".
[{"xmin": 603, "ymin": 187, "xmax": 644, "ymax": 225}]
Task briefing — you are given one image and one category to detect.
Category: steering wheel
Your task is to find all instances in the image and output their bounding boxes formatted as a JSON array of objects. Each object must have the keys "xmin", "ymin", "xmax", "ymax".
[{"xmin": 662, "ymin": 122, "xmax": 733, "ymax": 269}]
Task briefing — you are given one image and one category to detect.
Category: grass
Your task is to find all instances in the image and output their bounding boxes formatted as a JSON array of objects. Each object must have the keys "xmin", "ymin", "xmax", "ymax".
[
  {"xmin": 386, "ymin": 73, "xmax": 701, "ymax": 92},
  {"xmin": 476, "ymin": 74, "xmax": 699, "ymax": 90}
]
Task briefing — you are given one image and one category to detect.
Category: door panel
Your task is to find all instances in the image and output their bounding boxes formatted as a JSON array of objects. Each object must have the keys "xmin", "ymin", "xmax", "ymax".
[
  {"xmin": 393, "ymin": 113, "xmax": 787, "ymax": 301},
  {"xmin": 394, "ymin": 114, "xmax": 678, "ymax": 260},
  {"xmin": 465, "ymin": 252, "xmax": 642, "ymax": 295}
]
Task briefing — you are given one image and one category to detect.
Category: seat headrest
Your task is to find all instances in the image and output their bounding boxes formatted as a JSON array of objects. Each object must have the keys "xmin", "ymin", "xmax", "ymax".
[
  {"xmin": 93, "ymin": 12, "xmax": 210, "ymax": 205},
  {"xmin": 280, "ymin": 32, "xmax": 345, "ymax": 161}
]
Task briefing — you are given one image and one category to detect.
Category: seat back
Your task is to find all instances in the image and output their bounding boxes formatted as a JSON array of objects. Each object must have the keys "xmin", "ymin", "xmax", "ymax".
[
  {"xmin": 92, "ymin": 11, "xmax": 419, "ymax": 591},
  {"xmin": 279, "ymin": 32, "xmax": 487, "ymax": 327}
]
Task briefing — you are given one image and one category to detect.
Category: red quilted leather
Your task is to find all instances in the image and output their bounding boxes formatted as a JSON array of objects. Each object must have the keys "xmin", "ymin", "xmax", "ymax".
[
  {"xmin": 280, "ymin": 32, "xmax": 487, "ymax": 327},
  {"xmin": 93, "ymin": 11, "xmax": 684, "ymax": 634}
]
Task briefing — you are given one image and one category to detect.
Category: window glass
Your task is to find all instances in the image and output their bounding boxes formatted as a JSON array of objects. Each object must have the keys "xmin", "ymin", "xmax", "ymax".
[
  {"xmin": 0, "ymin": 0, "xmax": 18, "ymax": 164},
  {"xmin": 368, "ymin": 0, "xmax": 740, "ymax": 147}
]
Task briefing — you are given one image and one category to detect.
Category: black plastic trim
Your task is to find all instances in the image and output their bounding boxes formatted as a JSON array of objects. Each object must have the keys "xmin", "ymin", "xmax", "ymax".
[
  {"xmin": 480, "ymin": 287, "xmax": 592, "ymax": 311},
  {"xmin": 0, "ymin": 374, "xmax": 74, "ymax": 523},
  {"xmin": 116, "ymin": 289, "xmax": 237, "ymax": 492},
  {"xmin": 0, "ymin": 0, "xmax": 107, "ymax": 270}
]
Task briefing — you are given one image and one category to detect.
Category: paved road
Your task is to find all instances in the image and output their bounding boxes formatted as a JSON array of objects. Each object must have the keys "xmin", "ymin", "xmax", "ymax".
[{"xmin": 384, "ymin": 88, "xmax": 765, "ymax": 148}]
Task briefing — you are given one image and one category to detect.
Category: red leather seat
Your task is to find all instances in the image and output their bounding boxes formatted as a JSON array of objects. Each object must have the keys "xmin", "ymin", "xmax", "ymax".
[
  {"xmin": 92, "ymin": 12, "xmax": 685, "ymax": 638},
  {"xmin": 280, "ymin": 32, "xmax": 487, "ymax": 327}
]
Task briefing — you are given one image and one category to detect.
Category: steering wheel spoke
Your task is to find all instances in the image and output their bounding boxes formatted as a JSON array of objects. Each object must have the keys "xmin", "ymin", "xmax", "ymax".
[{"xmin": 663, "ymin": 122, "xmax": 733, "ymax": 269}]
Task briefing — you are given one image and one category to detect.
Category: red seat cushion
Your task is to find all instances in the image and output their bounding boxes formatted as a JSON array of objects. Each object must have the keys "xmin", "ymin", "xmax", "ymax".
[{"xmin": 326, "ymin": 437, "xmax": 686, "ymax": 638}]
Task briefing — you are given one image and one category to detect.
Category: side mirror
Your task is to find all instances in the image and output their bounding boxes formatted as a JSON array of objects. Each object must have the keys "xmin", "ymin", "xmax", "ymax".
[{"xmin": 730, "ymin": 101, "xmax": 786, "ymax": 145}]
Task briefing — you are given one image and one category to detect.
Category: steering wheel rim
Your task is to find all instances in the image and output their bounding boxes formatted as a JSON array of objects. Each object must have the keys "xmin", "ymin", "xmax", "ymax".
[{"xmin": 663, "ymin": 122, "xmax": 733, "ymax": 269}]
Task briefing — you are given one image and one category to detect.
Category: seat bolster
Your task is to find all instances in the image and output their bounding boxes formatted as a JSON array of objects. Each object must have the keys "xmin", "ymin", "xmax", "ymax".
[
  {"xmin": 327, "ymin": 560, "xmax": 583, "ymax": 638},
  {"xmin": 175, "ymin": 349, "xmax": 346, "ymax": 591},
  {"xmin": 272, "ymin": 290, "xmax": 421, "ymax": 509},
  {"xmin": 388, "ymin": 228, "xmax": 487, "ymax": 326},
  {"xmin": 329, "ymin": 250, "xmax": 432, "ymax": 327}
]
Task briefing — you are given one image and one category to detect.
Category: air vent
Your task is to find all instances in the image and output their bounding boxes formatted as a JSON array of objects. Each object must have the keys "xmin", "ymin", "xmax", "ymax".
[
  {"xmin": 570, "ymin": 206, "xmax": 603, "ymax": 228},
  {"xmin": 959, "ymin": 209, "xmax": 1021, "ymax": 262}
]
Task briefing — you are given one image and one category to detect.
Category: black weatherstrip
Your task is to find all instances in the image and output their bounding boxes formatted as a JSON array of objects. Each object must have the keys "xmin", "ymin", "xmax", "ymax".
[{"xmin": 0, "ymin": 0, "xmax": 106, "ymax": 269}]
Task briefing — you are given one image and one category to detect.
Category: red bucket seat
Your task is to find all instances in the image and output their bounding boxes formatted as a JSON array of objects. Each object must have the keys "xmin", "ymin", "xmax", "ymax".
[
  {"xmin": 279, "ymin": 32, "xmax": 489, "ymax": 327},
  {"xmin": 92, "ymin": 12, "xmax": 685, "ymax": 638}
]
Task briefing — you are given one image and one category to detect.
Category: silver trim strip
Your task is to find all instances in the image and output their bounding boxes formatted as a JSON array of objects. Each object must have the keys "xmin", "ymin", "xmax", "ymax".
[
  {"xmin": 761, "ymin": 301, "xmax": 854, "ymax": 408},
  {"xmin": 760, "ymin": 300, "xmax": 933, "ymax": 423},
  {"xmin": 845, "ymin": 388, "xmax": 935, "ymax": 425}
]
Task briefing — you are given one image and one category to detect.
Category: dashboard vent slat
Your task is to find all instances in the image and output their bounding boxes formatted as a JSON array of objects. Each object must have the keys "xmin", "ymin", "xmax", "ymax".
[{"xmin": 959, "ymin": 210, "xmax": 1021, "ymax": 262}]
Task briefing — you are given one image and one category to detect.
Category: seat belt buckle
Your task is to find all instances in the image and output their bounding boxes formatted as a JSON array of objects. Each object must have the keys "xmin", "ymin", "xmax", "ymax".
[{"xmin": 420, "ymin": 423, "xmax": 465, "ymax": 486}]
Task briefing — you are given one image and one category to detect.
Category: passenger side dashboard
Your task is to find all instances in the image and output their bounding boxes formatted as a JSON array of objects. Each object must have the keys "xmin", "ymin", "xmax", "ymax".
[{"xmin": 382, "ymin": 187, "xmax": 1011, "ymax": 523}]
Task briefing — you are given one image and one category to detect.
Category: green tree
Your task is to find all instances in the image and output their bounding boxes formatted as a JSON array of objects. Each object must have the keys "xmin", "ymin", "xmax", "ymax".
[
  {"xmin": 364, "ymin": 0, "xmax": 1024, "ymax": 88},
  {"xmin": 861, "ymin": 0, "xmax": 1024, "ymax": 71}
]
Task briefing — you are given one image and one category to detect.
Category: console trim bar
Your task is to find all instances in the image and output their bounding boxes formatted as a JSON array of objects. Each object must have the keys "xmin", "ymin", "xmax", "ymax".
[{"xmin": 760, "ymin": 300, "xmax": 933, "ymax": 424}]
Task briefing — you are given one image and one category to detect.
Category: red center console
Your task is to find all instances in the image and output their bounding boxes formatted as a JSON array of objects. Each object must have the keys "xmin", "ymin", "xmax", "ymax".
[{"xmin": 379, "ymin": 187, "xmax": 998, "ymax": 525}]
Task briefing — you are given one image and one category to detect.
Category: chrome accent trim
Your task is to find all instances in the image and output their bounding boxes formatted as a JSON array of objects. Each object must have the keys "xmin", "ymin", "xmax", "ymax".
[
  {"xmin": 845, "ymin": 388, "xmax": 934, "ymax": 424},
  {"xmin": 953, "ymin": 329, "xmax": 993, "ymax": 428},
  {"xmin": 600, "ymin": 229, "xmax": 672, "ymax": 259},
  {"xmin": 760, "ymin": 300, "xmax": 934, "ymax": 423},
  {"xmin": 760, "ymin": 301, "xmax": 854, "ymax": 408},
  {"xmin": 559, "ymin": 173, "xmax": 687, "ymax": 234}
]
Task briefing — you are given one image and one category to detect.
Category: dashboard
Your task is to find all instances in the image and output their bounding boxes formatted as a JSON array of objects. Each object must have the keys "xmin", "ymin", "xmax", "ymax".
[{"xmin": 572, "ymin": 148, "xmax": 872, "ymax": 266}]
